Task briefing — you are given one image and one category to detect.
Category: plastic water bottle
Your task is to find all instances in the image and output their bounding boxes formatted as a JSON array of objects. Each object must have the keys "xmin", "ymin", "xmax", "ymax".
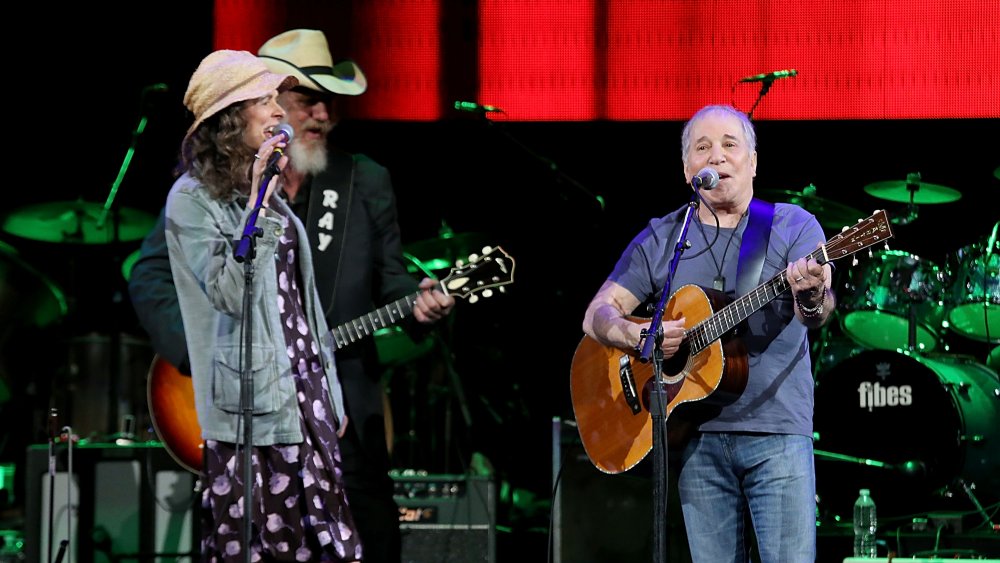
[{"xmin": 853, "ymin": 488, "xmax": 877, "ymax": 557}]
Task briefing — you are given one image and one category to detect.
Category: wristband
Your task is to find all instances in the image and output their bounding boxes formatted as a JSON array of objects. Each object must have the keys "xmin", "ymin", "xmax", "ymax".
[{"xmin": 797, "ymin": 289, "xmax": 827, "ymax": 317}]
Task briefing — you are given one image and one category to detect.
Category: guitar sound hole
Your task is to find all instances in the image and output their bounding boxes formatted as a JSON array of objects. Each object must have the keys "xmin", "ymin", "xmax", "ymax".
[{"xmin": 641, "ymin": 376, "xmax": 684, "ymax": 413}]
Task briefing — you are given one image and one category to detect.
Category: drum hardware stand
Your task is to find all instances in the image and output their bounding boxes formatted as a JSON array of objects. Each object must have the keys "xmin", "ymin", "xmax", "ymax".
[
  {"xmin": 811, "ymin": 315, "xmax": 837, "ymax": 378},
  {"xmin": 436, "ymin": 327, "xmax": 473, "ymax": 474},
  {"xmin": 47, "ymin": 411, "xmax": 74, "ymax": 563},
  {"xmin": 814, "ymin": 448, "xmax": 894, "ymax": 471},
  {"xmin": 396, "ymin": 360, "xmax": 429, "ymax": 470},
  {"xmin": 954, "ymin": 478, "xmax": 997, "ymax": 531},
  {"xmin": 885, "ymin": 172, "xmax": 923, "ymax": 226}
]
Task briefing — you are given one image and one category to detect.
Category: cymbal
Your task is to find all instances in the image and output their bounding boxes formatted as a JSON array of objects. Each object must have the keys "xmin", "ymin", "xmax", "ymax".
[
  {"xmin": 759, "ymin": 186, "xmax": 865, "ymax": 231},
  {"xmin": 403, "ymin": 231, "xmax": 490, "ymax": 272},
  {"xmin": 864, "ymin": 179, "xmax": 961, "ymax": 204},
  {"xmin": 0, "ymin": 240, "xmax": 67, "ymax": 329},
  {"xmin": 2, "ymin": 200, "xmax": 156, "ymax": 244}
]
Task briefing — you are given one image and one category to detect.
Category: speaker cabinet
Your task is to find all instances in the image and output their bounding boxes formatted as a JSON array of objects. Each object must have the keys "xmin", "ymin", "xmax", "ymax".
[
  {"xmin": 394, "ymin": 473, "xmax": 496, "ymax": 563},
  {"xmin": 25, "ymin": 443, "xmax": 197, "ymax": 563},
  {"xmin": 551, "ymin": 417, "xmax": 691, "ymax": 563}
]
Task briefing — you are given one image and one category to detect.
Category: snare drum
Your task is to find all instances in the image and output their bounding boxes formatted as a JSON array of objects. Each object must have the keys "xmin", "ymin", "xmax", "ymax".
[
  {"xmin": 814, "ymin": 350, "xmax": 1000, "ymax": 518},
  {"xmin": 946, "ymin": 235, "xmax": 999, "ymax": 343},
  {"xmin": 840, "ymin": 250, "xmax": 947, "ymax": 351}
]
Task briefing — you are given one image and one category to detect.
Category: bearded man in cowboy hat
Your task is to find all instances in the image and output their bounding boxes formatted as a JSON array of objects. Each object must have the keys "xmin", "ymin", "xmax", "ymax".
[
  {"xmin": 129, "ymin": 30, "xmax": 454, "ymax": 563},
  {"xmin": 258, "ymin": 29, "xmax": 456, "ymax": 562}
]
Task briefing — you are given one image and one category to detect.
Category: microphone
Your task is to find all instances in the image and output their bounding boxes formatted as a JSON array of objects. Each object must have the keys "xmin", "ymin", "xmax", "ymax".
[
  {"xmin": 691, "ymin": 167, "xmax": 720, "ymax": 190},
  {"xmin": 453, "ymin": 100, "xmax": 505, "ymax": 114},
  {"xmin": 235, "ymin": 123, "xmax": 294, "ymax": 262},
  {"xmin": 739, "ymin": 69, "xmax": 798, "ymax": 83},
  {"xmin": 263, "ymin": 123, "xmax": 294, "ymax": 174}
]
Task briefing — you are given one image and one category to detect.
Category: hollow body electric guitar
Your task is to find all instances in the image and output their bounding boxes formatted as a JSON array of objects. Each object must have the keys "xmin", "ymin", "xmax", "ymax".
[
  {"xmin": 148, "ymin": 246, "xmax": 515, "ymax": 474},
  {"xmin": 569, "ymin": 211, "xmax": 893, "ymax": 474}
]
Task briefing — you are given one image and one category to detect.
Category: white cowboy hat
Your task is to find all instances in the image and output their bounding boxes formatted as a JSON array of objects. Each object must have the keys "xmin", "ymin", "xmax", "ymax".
[{"xmin": 258, "ymin": 29, "xmax": 367, "ymax": 96}]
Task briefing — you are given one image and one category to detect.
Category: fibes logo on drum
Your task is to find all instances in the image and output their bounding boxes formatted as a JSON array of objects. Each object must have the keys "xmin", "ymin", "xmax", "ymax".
[{"xmin": 858, "ymin": 381, "xmax": 912, "ymax": 411}]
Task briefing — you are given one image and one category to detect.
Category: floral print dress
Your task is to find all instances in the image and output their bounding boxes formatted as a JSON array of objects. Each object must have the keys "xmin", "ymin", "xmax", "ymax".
[{"xmin": 201, "ymin": 209, "xmax": 362, "ymax": 562}]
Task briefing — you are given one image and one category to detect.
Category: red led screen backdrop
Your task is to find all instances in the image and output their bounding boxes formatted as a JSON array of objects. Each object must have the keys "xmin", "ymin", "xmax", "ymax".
[
  {"xmin": 213, "ymin": 0, "xmax": 287, "ymax": 52},
  {"xmin": 350, "ymin": 0, "xmax": 443, "ymax": 121},
  {"xmin": 215, "ymin": 0, "xmax": 998, "ymax": 121},
  {"xmin": 479, "ymin": 0, "xmax": 999, "ymax": 120}
]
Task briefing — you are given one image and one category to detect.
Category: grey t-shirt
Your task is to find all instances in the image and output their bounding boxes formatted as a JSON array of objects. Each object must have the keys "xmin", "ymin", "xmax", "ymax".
[{"xmin": 608, "ymin": 201, "xmax": 825, "ymax": 437}]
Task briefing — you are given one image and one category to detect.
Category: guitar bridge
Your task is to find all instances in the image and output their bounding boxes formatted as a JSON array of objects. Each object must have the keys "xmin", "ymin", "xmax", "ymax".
[{"xmin": 618, "ymin": 355, "xmax": 641, "ymax": 414}]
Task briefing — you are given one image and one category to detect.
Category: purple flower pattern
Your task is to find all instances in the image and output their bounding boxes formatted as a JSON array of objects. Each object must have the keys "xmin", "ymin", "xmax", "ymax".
[{"xmin": 200, "ymin": 210, "xmax": 362, "ymax": 562}]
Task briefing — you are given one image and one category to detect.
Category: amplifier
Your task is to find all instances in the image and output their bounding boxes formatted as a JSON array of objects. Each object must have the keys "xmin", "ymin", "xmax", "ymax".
[
  {"xmin": 24, "ymin": 443, "xmax": 197, "ymax": 563},
  {"xmin": 550, "ymin": 417, "xmax": 691, "ymax": 563},
  {"xmin": 393, "ymin": 473, "xmax": 496, "ymax": 563}
]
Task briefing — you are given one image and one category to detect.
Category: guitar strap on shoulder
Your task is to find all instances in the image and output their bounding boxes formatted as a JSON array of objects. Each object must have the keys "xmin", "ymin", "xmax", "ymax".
[
  {"xmin": 735, "ymin": 197, "xmax": 775, "ymax": 296},
  {"xmin": 304, "ymin": 149, "xmax": 355, "ymax": 317}
]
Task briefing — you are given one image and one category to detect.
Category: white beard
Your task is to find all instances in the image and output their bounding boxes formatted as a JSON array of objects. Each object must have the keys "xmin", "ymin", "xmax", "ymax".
[{"xmin": 288, "ymin": 140, "xmax": 328, "ymax": 175}]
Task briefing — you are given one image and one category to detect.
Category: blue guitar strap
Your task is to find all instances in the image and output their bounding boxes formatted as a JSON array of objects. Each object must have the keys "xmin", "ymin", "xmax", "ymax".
[{"xmin": 736, "ymin": 197, "xmax": 775, "ymax": 296}]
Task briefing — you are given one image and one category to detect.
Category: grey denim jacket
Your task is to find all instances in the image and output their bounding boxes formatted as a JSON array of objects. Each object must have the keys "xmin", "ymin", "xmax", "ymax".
[{"xmin": 164, "ymin": 173, "xmax": 345, "ymax": 445}]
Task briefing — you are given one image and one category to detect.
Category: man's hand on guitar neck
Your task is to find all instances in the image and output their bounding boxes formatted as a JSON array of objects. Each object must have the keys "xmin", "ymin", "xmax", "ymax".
[{"xmin": 787, "ymin": 251, "xmax": 834, "ymax": 327}]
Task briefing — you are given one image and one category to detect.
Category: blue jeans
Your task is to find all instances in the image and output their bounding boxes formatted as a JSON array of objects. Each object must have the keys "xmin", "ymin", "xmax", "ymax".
[{"xmin": 677, "ymin": 432, "xmax": 816, "ymax": 563}]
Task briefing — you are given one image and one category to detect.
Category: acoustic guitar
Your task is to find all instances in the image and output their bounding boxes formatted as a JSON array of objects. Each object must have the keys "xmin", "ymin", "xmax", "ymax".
[
  {"xmin": 569, "ymin": 211, "xmax": 893, "ymax": 474},
  {"xmin": 148, "ymin": 246, "xmax": 516, "ymax": 473}
]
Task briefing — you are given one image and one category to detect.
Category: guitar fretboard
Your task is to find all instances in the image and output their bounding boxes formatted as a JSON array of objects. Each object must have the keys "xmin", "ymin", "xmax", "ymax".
[
  {"xmin": 329, "ymin": 291, "xmax": 422, "ymax": 351},
  {"xmin": 687, "ymin": 246, "xmax": 826, "ymax": 353}
]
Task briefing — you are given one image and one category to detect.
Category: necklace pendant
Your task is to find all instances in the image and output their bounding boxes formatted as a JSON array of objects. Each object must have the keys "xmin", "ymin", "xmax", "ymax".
[{"xmin": 713, "ymin": 275, "xmax": 725, "ymax": 291}]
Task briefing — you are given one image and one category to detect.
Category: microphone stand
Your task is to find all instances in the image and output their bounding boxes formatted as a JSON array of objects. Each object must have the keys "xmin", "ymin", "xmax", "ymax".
[
  {"xmin": 47, "ymin": 409, "xmax": 58, "ymax": 563},
  {"xmin": 746, "ymin": 80, "xmax": 774, "ymax": 120},
  {"xmin": 637, "ymin": 191, "xmax": 699, "ymax": 563},
  {"xmin": 233, "ymin": 164, "xmax": 278, "ymax": 563},
  {"xmin": 477, "ymin": 116, "xmax": 606, "ymax": 212},
  {"xmin": 94, "ymin": 87, "xmax": 156, "ymax": 440}
]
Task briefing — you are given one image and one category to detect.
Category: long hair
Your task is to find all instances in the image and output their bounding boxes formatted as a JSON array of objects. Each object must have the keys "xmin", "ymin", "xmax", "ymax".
[{"xmin": 179, "ymin": 101, "xmax": 253, "ymax": 201}]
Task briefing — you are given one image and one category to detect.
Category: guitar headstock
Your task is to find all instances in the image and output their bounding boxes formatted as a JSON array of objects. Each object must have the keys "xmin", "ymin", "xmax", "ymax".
[
  {"xmin": 440, "ymin": 246, "xmax": 515, "ymax": 302},
  {"xmin": 823, "ymin": 210, "xmax": 894, "ymax": 263}
]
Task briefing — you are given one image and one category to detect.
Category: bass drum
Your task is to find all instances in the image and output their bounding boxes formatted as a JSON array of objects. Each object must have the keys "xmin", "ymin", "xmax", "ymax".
[
  {"xmin": 814, "ymin": 350, "xmax": 1000, "ymax": 519},
  {"xmin": 840, "ymin": 250, "xmax": 947, "ymax": 352}
]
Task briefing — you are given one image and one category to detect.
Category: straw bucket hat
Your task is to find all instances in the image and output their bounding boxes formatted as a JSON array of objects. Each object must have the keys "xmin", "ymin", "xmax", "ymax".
[
  {"xmin": 183, "ymin": 49, "xmax": 298, "ymax": 140},
  {"xmin": 258, "ymin": 29, "xmax": 367, "ymax": 96}
]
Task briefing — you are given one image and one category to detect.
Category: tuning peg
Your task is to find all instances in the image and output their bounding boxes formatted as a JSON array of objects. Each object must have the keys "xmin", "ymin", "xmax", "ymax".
[{"xmin": 852, "ymin": 256, "xmax": 859, "ymax": 267}]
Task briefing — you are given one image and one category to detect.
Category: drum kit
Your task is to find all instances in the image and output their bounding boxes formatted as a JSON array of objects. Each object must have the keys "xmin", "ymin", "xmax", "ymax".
[
  {"xmin": 772, "ymin": 176, "xmax": 1000, "ymax": 522},
  {"xmin": 387, "ymin": 225, "xmax": 492, "ymax": 472},
  {"xmin": 0, "ymin": 200, "xmax": 157, "ymax": 443}
]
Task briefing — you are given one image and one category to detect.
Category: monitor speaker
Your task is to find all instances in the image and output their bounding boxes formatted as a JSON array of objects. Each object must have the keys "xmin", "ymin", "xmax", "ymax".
[
  {"xmin": 394, "ymin": 473, "xmax": 496, "ymax": 563},
  {"xmin": 24, "ymin": 443, "xmax": 197, "ymax": 563},
  {"xmin": 551, "ymin": 417, "xmax": 691, "ymax": 563}
]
